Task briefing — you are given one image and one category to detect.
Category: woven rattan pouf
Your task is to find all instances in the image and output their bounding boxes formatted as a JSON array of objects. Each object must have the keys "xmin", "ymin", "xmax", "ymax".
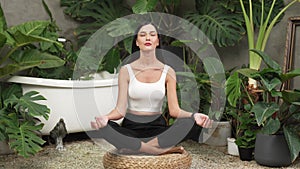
[{"xmin": 102, "ymin": 149, "xmax": 192, "ymax": 169}]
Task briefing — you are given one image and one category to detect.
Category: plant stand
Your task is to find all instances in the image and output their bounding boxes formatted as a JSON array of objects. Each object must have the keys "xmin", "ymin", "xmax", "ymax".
[{"xmin": 254, "ymin": 133, "xmax": 292, "ymax": 167}]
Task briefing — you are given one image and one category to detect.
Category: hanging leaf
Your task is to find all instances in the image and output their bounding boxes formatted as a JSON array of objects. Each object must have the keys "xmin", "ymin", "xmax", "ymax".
[
  {"xmin": 4, "ymin": 91, "xmax": 50, "ymax": 120},
  {"xmin": 251, "ymin": 102, "xmax": 279, "ymax": 126},
  {"xmin": 226, "ymin": 72, "xmax": 242, "ymax": 107},
  {"xmin": 284, "ymin": 125, "xmax": 300, "ymax": 162},
  {"xmin": 5, "ymin": 113, "xmax": 45, "ymax": 158}
]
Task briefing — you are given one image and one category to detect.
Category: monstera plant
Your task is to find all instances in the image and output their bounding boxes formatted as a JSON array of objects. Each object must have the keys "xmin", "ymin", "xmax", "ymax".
[
  {"xmin": 0, "ymin": 83, "xmax": 50, "ymax": 158},
  {"xmin": 0, "ymin": 0, "xmax": 65, "ymax": 157}
]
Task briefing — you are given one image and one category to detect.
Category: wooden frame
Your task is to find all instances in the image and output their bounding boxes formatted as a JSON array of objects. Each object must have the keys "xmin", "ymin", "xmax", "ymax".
[{"xmin": 283, "ymin": 16, "xmax": 300, "ymax": 90}]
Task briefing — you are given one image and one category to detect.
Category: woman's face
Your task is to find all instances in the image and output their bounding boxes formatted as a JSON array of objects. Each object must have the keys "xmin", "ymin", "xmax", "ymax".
[{"xmin": 136, "ymin": 24, "xmax": 159, "ymax": 52}]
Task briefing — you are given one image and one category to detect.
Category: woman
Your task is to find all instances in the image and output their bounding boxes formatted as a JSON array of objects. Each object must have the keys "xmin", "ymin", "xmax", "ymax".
[{"xmin": 90, "ymin": 23, "xmax": 213, "ymax": 155}]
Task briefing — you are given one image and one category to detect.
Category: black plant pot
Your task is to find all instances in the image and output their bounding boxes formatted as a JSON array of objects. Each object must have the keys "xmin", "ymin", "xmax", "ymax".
[
  {"xmin": 238, "ymin": 147, "xmax": 254, "ymax": 161},
  {"xmin": 254, "ymin": 133, "xmax": 292, "ymax": 167}
]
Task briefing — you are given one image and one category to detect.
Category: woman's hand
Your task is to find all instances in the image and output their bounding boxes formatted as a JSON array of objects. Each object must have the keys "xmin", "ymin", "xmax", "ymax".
[
  {"xmin": 90, "ymin": 116, "xmax": 109, "ymax": 130},
  {"xmin": 193, "ymin": 113, "xmax": 213, "ymax": 128}
]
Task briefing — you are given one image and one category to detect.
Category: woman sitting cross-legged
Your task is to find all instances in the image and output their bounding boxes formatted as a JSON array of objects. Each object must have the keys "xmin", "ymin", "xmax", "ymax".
[{"xmin": 90, "ymin": 22, "xmax": 213, "ymax": 155}]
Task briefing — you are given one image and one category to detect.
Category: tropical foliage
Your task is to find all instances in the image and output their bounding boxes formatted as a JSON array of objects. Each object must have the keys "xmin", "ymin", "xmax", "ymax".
[
  {"xmin": 0, "ymin": 83, "xmax": 50, "ymax": 157},
  {"xmin": 0, "ymin": 0, "xmax": 65, "ymax": 80},
  {"xmin": 226, "ymin": 49, "xmax": 300, "ymax": 162},
  {"xmin": 239, "ymin": 0, "xmax": 299, "ymax": 70}
]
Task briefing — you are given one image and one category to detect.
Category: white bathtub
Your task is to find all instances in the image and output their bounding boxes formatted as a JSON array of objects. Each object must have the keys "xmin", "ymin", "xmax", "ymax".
[{"xmin": 8, "ymin": 75, "xmax": 119, "ymax": 135}]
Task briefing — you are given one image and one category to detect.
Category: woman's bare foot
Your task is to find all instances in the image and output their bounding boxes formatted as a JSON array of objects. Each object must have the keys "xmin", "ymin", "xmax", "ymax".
[
  {"xmin": 159, "ymin": 146, "xmax": 185, "ymax": 155},
  {"xmin": 139, "ymin": 142, "xmax": 185, "ymax": 155}
]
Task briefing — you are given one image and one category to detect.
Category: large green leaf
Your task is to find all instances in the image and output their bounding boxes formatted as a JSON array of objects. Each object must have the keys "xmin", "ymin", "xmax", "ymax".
[
  {"xmin": 185, "ymin": 7, "xmax": 245, "ymax": 47},
  {"xmin": 5, "ymin": 113, "xmax": 45, "ymax": 158},
  {"xmin": 281, "ymin": 68, "xmax": 300, "ymax": 82},
  {"xmin": 225, "ymin": 72, "xmax": 241, "ymax": 107},
  {"xmin": 250, "ymin": 49, "xmax": 282, "ymax": 72},
  {"xmin": 10, "ymin": 49, "xmax": 65, "ymax": 69},
  {"xmin": 284, "ymin": 125, "xmax": 300, "ymax": 162},
  {"xmin": 0, "ymin": 84, "xmax": 22, "ymax": 101},
  {"xmin": 4, "ymin": 91, "xmax": 50, "ymax": 120},
  {"xmin": 251, "ymin": 102, "xmax": 279, "ymax": 126},
  {"xmin": 260, "ymin": 76, "xmax": 281, "ymax": 92},
  {"xmin": 260, "ymin": 117, "xmax": 280, "ymax": 134},
  {"xmin": 62, "ymin": 0, "xmax": 130, "ymax": 46},
  {"xmin": 282, "ymin": 90, "xmax": 300, "ymax": 104},
  {"xmin": 5, "ymin": 21, "xmax": 51, "ymax": 45},
  {"xmin": 0, "ymin": 63, "xmax": 40, "ymax": 79},
  {"xmin": 132, "ymin": 0, "xmax": 158, "ymax": 14},
  {"xmin": 6, "ymin": 30, "xmax": 62, "ymax": 48},
  {"xmin": 236, "ymin": 68, "xmax": 258, "ymax": 79},
  {"xmin": 0, "ymin": 49, "xmax": 65, "ymax": 79}
]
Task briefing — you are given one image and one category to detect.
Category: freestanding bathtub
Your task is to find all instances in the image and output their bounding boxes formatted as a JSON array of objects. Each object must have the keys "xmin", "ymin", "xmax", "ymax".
[{"xmin": 8, "ymin": 75, "xmax": 119, "ymax": 135}]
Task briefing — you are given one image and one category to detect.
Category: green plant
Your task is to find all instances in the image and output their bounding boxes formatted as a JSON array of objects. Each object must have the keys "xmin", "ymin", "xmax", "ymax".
[
  {"xmin": 60, "ymin": 0, "xmax": 132, "ymax": 74},
  {"xmin": 0, "ymin": 0, "xmax": 65, "ymax": 157},
  {"xmin": 227, "ymin": 104, "xmax": 258, "ymax": 148},
  {"xmin": 0, "ymin": 0, "xmax": 65, "ymax": 80},
  {"xmin": 0, "ymin": 83, "xmax": 50, "ymax": 157},
  {"xmin": 240, "ymin": 0, "xmax": 299, "ymax": 71},
  {"xmin": 184, "ymin": 0, "xmax": 245, "ymax": 47},
  {"xmin": 227, "ymin": 49, "xmax": 300, "ymax": 162}
]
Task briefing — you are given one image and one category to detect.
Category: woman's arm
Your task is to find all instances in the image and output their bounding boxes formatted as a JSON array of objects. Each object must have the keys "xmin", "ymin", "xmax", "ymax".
[
  {"xmin": 91, "ymin": 66, "xmax": 129, "ymax": 129},
  {"xmin": 106, "ymin": 66, "xmax": 129, "ymax": 120},
  {"xmin": 166, "ymin": 67, "xmax": 212, "ymax": 128},
  {"xmin": 166, "ymin": 67, "xmax": 192, "ymax": 118}
]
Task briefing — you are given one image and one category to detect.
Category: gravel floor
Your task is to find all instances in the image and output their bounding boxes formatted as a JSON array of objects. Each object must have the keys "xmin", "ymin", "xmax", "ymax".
[{"xmin": 0, "ymin": 138, "xmax": 299, "ymax": 169}]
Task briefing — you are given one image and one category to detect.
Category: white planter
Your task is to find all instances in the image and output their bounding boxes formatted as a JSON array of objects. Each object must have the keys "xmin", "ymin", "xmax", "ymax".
[
  {"xmin": 227, "ymin": 137, "xmax": 239, "ymax": 156},
  {"xmin": 8, "ymin": 75, "xmax": 119, "ymax": 135},
  {"xmin": 202, "ymin": 121, "xmax": 232, "ymax": 146}
]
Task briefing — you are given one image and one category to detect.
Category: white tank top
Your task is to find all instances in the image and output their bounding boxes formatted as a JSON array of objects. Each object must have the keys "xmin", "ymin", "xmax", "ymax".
[{"xmin": 125, "ymin": 64, "xmax": 170, "ymax": 112}]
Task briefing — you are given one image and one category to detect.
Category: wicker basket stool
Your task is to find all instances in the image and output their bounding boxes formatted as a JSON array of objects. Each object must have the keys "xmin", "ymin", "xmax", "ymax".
[{"xmin": 103, "ymin": 149, "xmax": 192, "ymax": 169}]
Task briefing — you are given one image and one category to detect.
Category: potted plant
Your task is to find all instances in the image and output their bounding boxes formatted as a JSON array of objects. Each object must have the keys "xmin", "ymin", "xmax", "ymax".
[
  {"xmin": 227, "ymin": 49, "xmax": 300, "ymax": 165},
  {"xmin": 228, "ymin": 105, "xmax": 258, "ymax": 161},
  {"xmin": 226, "ymin": 59, "xmax": 262, "ymax": 161},
  {"xmin": 247, "ymin": 50, "xmax": 300, "ymax": 167},
  {"xmin": 0, "ymin": 83, "xmax": 50, "ymax": 157}
]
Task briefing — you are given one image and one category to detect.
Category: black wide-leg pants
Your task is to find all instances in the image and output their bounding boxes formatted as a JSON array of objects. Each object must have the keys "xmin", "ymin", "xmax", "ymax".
[{"xmin": 88, "ymin": 113, "xmax": 202, "ymax": 151}]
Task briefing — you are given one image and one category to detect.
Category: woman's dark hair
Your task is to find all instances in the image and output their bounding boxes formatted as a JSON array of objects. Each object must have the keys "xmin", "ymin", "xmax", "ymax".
[{"xmin": 131, "ymin": 22, "xmax": 162, "ymax": 54}]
